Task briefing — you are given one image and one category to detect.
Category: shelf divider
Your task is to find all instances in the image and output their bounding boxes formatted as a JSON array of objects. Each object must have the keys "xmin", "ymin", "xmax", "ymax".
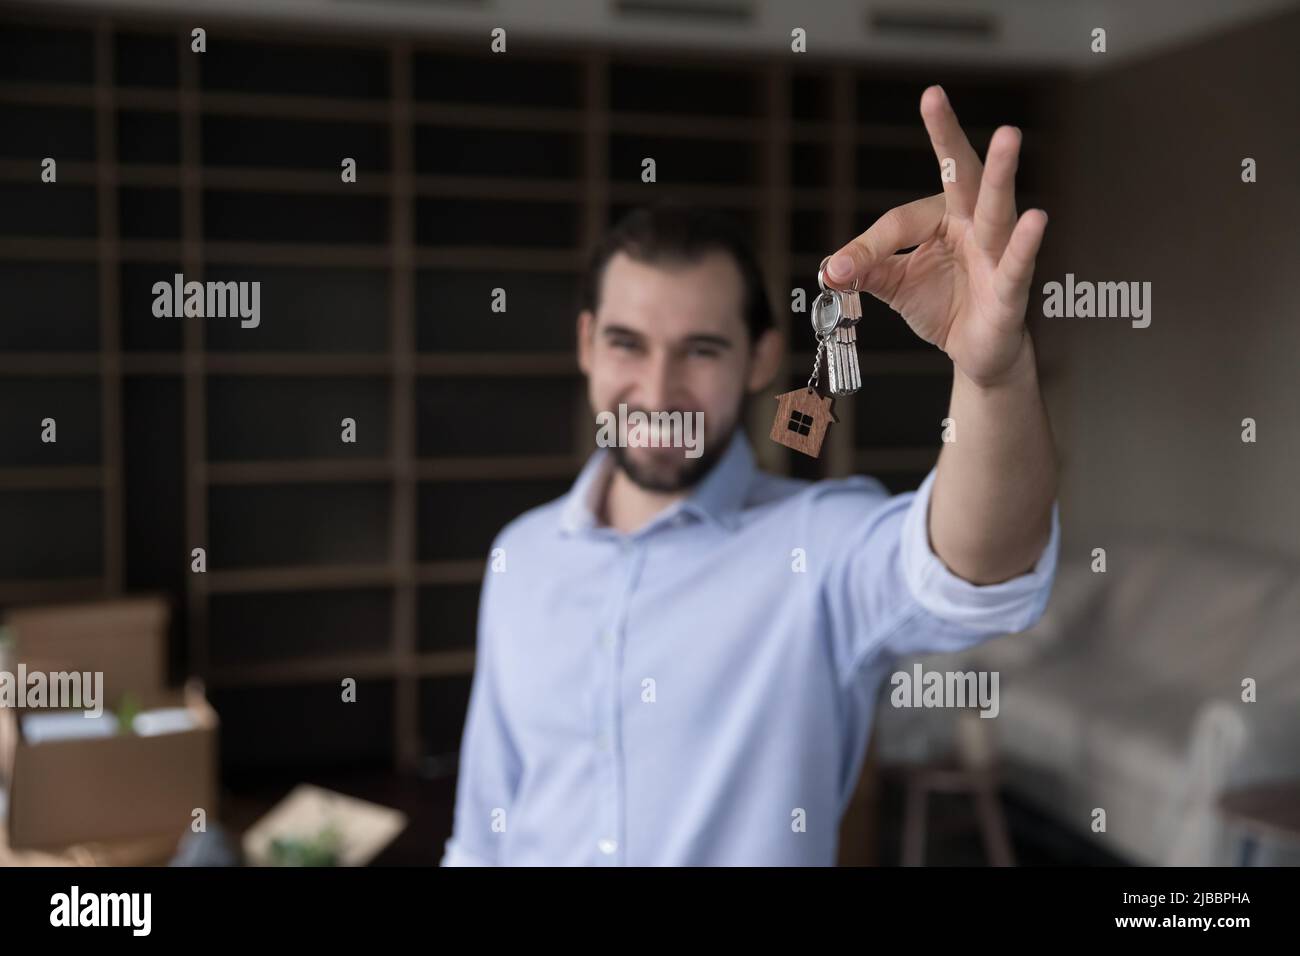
[
  {"xmin": 179, "ymin": 24, "xmax": 211, "ymax": 679},
  {"xmin": 390, "ymin": 40, "xmax": 420, "ymax": 773}
]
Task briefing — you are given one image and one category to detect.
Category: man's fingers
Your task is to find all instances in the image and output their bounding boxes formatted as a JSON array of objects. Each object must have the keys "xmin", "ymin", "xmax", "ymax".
[
  {"xmin": 993, "ymin": 209, "xmax": 1048, "ymax": 307},
  {"xmin": 973, "ymin": 126, "xmax": 1021, "ymax": 256},
  {"xmin": 920, "ymin": 85, "xmax": 983, "ymax": 218},
  {"xmin": 825, "ymin": 193, "xmax": 944, "ymax": 288},
  {"xmin": 853, "ymin": 253, "xmax": 910, "ymax": 302}
]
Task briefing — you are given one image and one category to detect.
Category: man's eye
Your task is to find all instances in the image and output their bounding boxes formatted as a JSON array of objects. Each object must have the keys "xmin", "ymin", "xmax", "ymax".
[
  {"xmin": 689, "ymin": 347, "xmax": 721, "ymax": 358},
  {"xmin": 611, "ymin": 338, "xmax": 642, "ymax": 352}
]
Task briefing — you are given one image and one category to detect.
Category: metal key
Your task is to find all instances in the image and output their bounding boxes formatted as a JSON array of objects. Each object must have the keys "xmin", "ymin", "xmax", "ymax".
[
  {"xmin": 810, "ymin": 289, "xmax": 841, "ymax": 338},
  {"xmin": 812, "ymin": 292, "xmax": 860, "ymax": 397},
  {"xmin": 840, "ymin": 277, "xmax": 862, "ymax": 322},
  {"xmin": 838, "ymin": 281, "xmax": 863, "ymax": 395},
  {"xmin": 827, "ymin": 321, "xmax": 861, "ymax": 396},
  {"xmin": 819, "ymin": 257, "xmax": 863, "ymax": 324},
  {"xmin": 814, "ymin": 260, "xmax": 861, "ymax": 397},
  {"xmin": 809, "ymin": 261, "xmax": 860, "ymax": 397}
]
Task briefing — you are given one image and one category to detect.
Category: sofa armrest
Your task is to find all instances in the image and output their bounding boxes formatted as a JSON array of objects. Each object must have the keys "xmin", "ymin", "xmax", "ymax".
[
  {"xmin": 1180, "ymin": 694, "xmax": 1300, "ymax": 797},
  {"xmin": 1160, "ymin": 695, "xmax": 1300, "ymax": 865},
  {"xmin": 1209, "ymin": 695, "xmax": 1300, "ymax": 789}
]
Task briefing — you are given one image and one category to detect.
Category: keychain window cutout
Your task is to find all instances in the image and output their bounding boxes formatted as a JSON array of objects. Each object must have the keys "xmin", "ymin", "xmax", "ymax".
[{"xmin": 787, "ymin": 411, "xmax": 814, "ymax": 436}]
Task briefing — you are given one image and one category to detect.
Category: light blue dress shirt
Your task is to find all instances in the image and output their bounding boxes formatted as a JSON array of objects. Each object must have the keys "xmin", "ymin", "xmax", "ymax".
[{"xmin": 441, "ymin": 429, "xmax": 1060, "ymax": 866}]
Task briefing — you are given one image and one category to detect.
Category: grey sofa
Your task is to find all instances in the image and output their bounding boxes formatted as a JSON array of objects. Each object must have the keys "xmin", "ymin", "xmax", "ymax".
[{"xmin": 874, "ymin": 533, "xmax": 1300, "ymax": 865}]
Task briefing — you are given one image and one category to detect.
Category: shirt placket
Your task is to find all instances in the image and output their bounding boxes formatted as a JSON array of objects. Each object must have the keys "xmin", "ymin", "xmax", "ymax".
[{"xmin": 593, "ymin": 533, "xmax": 647, "ymax": 866}]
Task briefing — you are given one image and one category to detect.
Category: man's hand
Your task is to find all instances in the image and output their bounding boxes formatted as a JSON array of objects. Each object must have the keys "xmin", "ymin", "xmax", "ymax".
[{"xmin": 823, "ymin": 85, "xmax": 1047, "ymax": 389}]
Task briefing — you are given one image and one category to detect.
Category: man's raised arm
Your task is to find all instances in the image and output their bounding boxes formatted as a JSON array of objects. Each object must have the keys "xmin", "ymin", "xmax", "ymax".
[{"xmin": 822, "ymin": 84, "xmax": 1056, "ymax": 585}]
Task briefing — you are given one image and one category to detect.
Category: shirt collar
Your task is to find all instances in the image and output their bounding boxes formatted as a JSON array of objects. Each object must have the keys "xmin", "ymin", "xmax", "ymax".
[{"xmin": 558, "ymin": 428, "xmax": 757, "ymax": 536}]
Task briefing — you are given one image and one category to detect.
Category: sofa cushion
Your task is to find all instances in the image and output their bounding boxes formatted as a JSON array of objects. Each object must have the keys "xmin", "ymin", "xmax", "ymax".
[
  {"xmin": 1239, "ymin": 580, "xmax": 1300, "ymax": 691},
  {"xmin": 1079, "ymin": 535, "xmax": 1293, "ymax": 691},
  {"xmin": 994, "ymin": 652, "xmax": 1208, "ymax": 862}
]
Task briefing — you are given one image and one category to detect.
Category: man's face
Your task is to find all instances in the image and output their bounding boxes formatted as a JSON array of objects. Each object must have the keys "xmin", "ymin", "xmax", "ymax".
[{"xmin": 577, "ymin": 250, "xmax": 781, "ymax": 492}]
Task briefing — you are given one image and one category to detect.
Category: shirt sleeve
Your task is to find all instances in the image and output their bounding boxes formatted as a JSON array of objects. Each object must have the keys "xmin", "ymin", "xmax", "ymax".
[
  {"xmin": 439, "ymin": 541, "xmax": 523, "ymax": 867},
  {"xmin": 895, "ymin": 464, "xmax": 1061, "ymax": 642},
  {"xmin": 813, "ymin": 464, "xmax": 1061, "ymax": 684}
]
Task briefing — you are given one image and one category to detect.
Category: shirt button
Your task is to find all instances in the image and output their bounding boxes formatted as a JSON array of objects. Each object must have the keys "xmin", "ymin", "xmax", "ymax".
[
  {"xmin": 600, "ymin": 631, "xmax": 616, "ymax": 650},
  {"xmin": 595, "ymin": 732, "xmax": 611, "ymax": 752},
  {"xmin": 598, "ymin": 838, "xmax": 618, "ymax": 855}
]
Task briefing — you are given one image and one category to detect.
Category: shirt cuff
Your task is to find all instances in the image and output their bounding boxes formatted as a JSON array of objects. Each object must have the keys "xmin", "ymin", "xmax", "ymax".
[{"xmin": 899, "ymin": 464, "xmax": 1061, "ymax": 634}]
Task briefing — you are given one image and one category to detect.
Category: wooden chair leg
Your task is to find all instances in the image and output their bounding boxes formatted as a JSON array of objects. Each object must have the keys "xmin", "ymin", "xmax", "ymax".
[
  {"xmin": 973, "ymin": 778, "xmax": 1015, "ymax": 867},
  {"xmin": 902, "ymin": 777, "xmax": 928, "ymax": 867}
]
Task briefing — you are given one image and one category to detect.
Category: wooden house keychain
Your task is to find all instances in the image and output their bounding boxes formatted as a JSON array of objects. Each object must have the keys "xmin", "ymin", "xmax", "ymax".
[{"xmin": 769, "ymin": 258, "xmax": 862, "ymax": 458}]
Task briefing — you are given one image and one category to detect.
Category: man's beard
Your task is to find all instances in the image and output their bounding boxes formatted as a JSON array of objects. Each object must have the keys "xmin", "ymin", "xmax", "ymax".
[{"xmin": 609, "ymin": 422, "xmax": 735, "ymax": 493}]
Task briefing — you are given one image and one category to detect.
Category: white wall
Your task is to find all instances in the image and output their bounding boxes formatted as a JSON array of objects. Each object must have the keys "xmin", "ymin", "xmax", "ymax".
[{"xmin": 1039, "ymin": 5, "xmax": 1300, "ymax": 559}]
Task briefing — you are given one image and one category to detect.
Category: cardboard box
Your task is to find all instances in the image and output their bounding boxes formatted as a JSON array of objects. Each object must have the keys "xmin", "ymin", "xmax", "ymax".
[
  {"xmin": 6, "ymin": 681, "xmax": 218, "ymax": 850},
  {"xmin": 3, "ymin": 597, "xmax": 167, "ymax": 703},
  {"xmin": 0, "ymin": 630, "xmax": 13, "ymax": 789},
  {"xmin": 0, "ymin": 597, "xmax": 219, "ymax": 852},
  {"xmin": 243, "ymin": 784, "xmax": 407, "ymax": 867},
  {"xmin": 0, "ymin": 821, "xmax": 182, "ymax": 867},
  {"xmin": 0, "ymin": 596, "xmax": 170, "ymax": 788}
]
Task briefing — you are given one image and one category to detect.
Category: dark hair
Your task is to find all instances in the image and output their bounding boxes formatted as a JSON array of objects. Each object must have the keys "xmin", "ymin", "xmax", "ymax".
[{"xmin": 579, "ymin": 202, "xmax": 775, "ymax": 343}]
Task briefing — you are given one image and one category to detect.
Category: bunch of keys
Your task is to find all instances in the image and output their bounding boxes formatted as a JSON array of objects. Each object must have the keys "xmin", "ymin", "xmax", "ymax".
[
  {"xmin": 769, "ymin": 259, "xmax": 863, "ymax": 458},
  {"xmin": 810, "ymin": 259, "xmax": 863, "ymax": 397}
]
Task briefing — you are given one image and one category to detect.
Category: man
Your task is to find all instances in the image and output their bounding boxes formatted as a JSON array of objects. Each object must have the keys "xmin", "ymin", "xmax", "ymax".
[{"xmin": 442, "ymin": 86, "xmax": 1060, "ymax": 866}]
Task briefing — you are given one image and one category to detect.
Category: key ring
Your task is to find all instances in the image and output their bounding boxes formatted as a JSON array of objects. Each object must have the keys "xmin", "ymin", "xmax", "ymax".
[{"xmin": 819, "ymin": 255, "xmax": 860, "ymax": 297}]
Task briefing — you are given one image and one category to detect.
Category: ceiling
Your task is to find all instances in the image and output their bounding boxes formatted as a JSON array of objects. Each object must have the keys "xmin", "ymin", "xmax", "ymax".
[{"xmin": 29, "ymin": 0, "xmax": 1300, "ymax": 69}]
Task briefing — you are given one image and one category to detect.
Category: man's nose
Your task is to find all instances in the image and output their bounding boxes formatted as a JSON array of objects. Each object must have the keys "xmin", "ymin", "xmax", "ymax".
[{"xmin": 640, "ymin": 350, "xmax": 680, "ymax": 411}]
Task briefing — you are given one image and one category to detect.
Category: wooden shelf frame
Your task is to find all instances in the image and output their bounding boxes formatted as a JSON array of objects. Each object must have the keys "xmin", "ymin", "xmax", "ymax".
[{"xmin": 0, "ymin": 9, "xmax": 1065, "ymax": 771}]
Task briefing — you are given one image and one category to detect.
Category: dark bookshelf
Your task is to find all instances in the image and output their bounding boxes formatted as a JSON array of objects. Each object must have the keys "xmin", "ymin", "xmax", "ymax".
[{"xmin": 0, "ymin": 12, "xmax": 1064, "ymax": 776}]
